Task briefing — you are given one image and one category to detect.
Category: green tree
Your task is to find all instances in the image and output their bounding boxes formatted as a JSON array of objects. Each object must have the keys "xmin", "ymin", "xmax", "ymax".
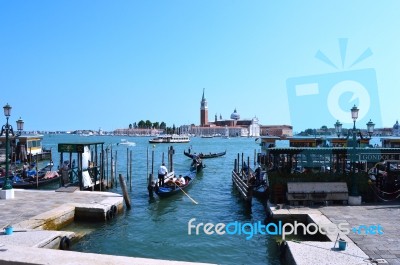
[
  {"xmin": 138, "ymin": 120, "xmax": 145, "ymax": 128},
  {"xmin": 153, "ymin": 122, "xmax": 160, "ymax": 129},
  {"xmin": 304, "ymin": 128, "xmax": 314, "ymax": 135},
  {"xmin": 160, "ymin": 122, "xmax": 166, "ymax": 129},
  {"xmin": 145, "ymin": 120, "xmax": 152, "ymax": 129}
]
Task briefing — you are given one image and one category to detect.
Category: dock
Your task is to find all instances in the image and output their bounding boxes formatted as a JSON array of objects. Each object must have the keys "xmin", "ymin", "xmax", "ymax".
[
  {"xmin": 0, "ymin": 189, "xmax": 214, "ymax": 265},
  {"xmin": 269, "ymin": 202, "xmax": 400, "ymax": 265}
]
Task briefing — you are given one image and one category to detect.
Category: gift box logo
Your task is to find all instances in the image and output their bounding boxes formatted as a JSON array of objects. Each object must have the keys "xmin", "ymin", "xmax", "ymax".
[{"xmin": 287, "ymin": 39, "xmax": 381, "ymax": 131}]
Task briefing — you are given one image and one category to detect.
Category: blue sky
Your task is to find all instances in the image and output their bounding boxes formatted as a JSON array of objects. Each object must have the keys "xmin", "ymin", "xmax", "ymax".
[{"xmin": 1, "ymin": 1, "xmax": 399, "ymax": 133}]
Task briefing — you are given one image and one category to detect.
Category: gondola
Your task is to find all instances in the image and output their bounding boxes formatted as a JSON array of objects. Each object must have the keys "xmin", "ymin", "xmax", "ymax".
[
  {"xmin": 154, "ymin": 171, "xmax": 196, "ymax": 198},
  {"xmin": 0, "ymin": 171, "xmax": 60, "ymax": 189},
  {"xmin": 190, "ymin": 156, "xmax": 205, "ymax": 173},
  {"xmin": 184, "ymin": 149, "xmax": 226, "ymax": 159}
]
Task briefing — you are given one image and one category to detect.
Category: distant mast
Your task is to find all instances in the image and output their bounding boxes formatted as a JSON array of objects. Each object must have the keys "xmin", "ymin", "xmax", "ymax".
[{"xmin": 200, "ymin": 88, "xmax": 208, "ymax": 126}]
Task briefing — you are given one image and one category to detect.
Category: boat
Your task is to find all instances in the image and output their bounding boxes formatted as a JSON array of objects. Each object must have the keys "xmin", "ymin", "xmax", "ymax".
[
  {"xmin": 241, "ymin": 163, "xmax": 270, "ymax": 201},
  {"xmin": 190, "ymin": 156, "xmax": 205, "ymax": 173},
  {"xmin": 149, "ymin": 134, "xmax": 190, "ymax": 144},
  {"xmin": 118, "ymin": 139, "xmax": 136, "ymax": 146},
  {"xmin": 0, "ymin": 164, "xmax": 60, "ymax": 189},
  {"xmin": 154, "ymin": 171, "xmax": 196, "ymax": 198},
  {"xmin": 1, "ymin": 134, "xmax": 52, "ymax": 163},
  {"xmin": 184, "ymin": 149, "xmax": 226, "ymax": 159}
]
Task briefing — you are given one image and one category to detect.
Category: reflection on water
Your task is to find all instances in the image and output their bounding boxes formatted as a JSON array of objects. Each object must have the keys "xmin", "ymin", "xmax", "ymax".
[{"xmin": 45, "ymin": 135, "xmax": 280, "ymax": 265}]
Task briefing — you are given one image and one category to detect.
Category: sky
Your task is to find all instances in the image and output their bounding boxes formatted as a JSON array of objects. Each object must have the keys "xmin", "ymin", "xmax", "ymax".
[{"xmin": 1, "ymin": 1, "xmax": 399, "ymax": 133}]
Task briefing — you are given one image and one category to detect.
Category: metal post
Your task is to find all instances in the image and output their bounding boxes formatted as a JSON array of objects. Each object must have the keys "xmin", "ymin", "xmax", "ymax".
[
  {"xmin": 3, "ymin": 117, "xmax": 12, "ymax": 189},
  {"xmin": 350, "ymin": 120, "xmax": 358, "ymax": 196}
]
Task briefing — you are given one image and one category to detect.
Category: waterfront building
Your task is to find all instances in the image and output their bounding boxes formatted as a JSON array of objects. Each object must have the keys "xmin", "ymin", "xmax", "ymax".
[
  {"xmin": 260, "ymin": 125, "xmax": 293, "ymax": 137},
  {"xmin": 191, "ymin": 89, "xmax": 261, "ymax": 137}
]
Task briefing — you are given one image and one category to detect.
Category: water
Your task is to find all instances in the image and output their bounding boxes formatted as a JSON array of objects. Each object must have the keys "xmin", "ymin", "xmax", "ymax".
[{"xmin": 43, "ymin": 134, "xmax": 280, "ymax": 265}]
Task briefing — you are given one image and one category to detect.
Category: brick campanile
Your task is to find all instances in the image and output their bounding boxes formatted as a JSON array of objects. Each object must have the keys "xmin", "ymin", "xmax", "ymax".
[{"xmin": 200, "ymin": 88, "xmax": 208, "ymax": 126}]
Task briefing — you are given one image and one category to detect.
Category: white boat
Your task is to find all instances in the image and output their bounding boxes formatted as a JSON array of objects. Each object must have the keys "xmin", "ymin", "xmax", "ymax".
[
  {"xmin": 149, "ymin": 134, "xmax": 190, "ymax": 143},
  {"xmin": 222, "ymin": 126, "xmax": 230, "ymax": 139},
  {"xmin": 118, "ymin": 139, "xmax": 136, "ymax": 146}
]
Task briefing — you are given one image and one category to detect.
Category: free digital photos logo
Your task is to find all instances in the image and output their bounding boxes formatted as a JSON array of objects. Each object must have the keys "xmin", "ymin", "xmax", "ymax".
[{"xmin": 287, "ymin": 38, "xmax": 382, "ymax": 130}]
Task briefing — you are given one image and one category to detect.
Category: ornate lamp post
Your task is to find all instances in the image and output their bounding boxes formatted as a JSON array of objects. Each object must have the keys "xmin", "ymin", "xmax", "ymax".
[
  {"xmin": 350, "ymin": 105, "xmax": 359, "ymax": 196},
  {"xmin": 334, "ymin": 107, "xmax": 374, "ymax": 202},
  {"xmin": 334, "ymin": 120, "xmax": 342, "ymax": 138},
  {"xmin": 0, "ymin": 104, "xmax": 24, "ymax": 190},
  {"xmin": 366, "ymin": 119, "xmax": 375, "ymax": 139}
]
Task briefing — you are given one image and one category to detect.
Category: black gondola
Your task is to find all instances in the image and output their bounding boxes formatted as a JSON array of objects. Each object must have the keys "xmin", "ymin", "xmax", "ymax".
[
  {"xmin": 154, "ymin": 171, "xmax": 196, "ymax": 198},
  {"xmin": 184, "ymin": 149, "xmax": 226, "ymax": 159}
]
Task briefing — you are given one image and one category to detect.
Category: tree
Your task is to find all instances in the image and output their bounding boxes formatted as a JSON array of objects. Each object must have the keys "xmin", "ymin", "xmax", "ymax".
[
  {"xmin": 138, "ymin": 120, "xmax": 145, "ymax": 128},
  {"xmin": 304, "ymin": 128, "xmax": 314, "ymax": 135},
  {"xmin": 160, "ymin": 122, "xmax": 166, "ymax": 129},
  {"xmin": 153, "ymin": 122, "xmax": 160, "ymax": 129},
  {"xmin": 129, "ymin": 124, "xmax": 132, "ymax": 129},
  {"xmin": 145, "ymin": 120, "xmax": 152, "ymax": 129}
]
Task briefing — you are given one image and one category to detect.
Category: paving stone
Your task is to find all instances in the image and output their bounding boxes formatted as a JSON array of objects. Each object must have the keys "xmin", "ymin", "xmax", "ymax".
[{"xmin": 272, "ymin": 202, "xmax": 400, "ymax": 263}]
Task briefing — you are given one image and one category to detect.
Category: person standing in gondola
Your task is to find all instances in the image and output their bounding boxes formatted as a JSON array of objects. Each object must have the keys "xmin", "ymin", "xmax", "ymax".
[{"xmin": 158, "ymin": 163, "xmax": 168, "ymax": 187}]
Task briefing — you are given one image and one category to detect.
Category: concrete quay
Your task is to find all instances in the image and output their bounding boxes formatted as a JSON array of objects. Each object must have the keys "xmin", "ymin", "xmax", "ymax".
[
  {"xmin": 0, "ymin": 189, "xmax": 215, "ymax": 265},
  {"xmin": 270, "ymin": 202, "xmax": 400, "ymax": 265}
]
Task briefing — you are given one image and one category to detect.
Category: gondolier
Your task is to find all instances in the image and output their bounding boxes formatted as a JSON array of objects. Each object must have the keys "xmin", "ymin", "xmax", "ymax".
[{"xmin": 158, "ymin": 163, "xmax": 168, "ymax": 186}]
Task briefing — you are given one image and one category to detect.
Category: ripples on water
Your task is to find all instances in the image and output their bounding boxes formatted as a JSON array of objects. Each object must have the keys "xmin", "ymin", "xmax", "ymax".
[{"xmin": 45, "ymin": 134, "xmax": 281, "ymax": 265}]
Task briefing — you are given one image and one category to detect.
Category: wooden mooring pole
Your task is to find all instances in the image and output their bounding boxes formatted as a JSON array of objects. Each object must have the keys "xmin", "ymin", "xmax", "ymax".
[
  {"xmin": 130, "ymin": 150, "xmax": 133, "ymax": 192},
  {"xmin": 119, "ymin": 174, "xmax": 131, "ymax": 210}
]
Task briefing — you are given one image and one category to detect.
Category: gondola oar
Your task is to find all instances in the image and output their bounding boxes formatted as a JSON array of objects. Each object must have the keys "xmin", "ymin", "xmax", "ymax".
[{"xmin": 175, "ymin": 183, "xmax": 198, "ymax": 205}]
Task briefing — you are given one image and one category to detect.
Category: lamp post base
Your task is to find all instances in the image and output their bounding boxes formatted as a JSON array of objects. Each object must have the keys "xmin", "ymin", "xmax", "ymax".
[
  {"xmin": 348, "ymin": 195, "xmax": 362, "ymax": 205},
  {"xmin": 0, "ymin": 188, "xmax": 15, "ymax": 200}
]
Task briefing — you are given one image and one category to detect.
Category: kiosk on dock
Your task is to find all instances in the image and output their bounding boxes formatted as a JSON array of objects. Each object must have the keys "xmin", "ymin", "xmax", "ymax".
[{"xmin": 58, "ymin": 142, "xmax": 109, "ymax": 191}]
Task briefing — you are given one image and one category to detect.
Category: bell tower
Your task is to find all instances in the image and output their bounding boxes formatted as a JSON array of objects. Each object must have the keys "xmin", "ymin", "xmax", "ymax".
[{"xmin": 200, "ymin": 88, "xmax": 208, "ymax": 126}]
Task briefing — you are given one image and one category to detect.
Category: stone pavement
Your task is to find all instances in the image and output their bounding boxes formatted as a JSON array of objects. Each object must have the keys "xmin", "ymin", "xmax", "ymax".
[
  {"xmin": 320, "ymin": 204, "xmax": 400, "ymax": 265},
  {"xmin": 0, "ymin": 189, "xmax": 215, "ymax": 265},
  {"xmin": 0, "ymin": 189, "xmax": 122, "ymax": 229},
  {"xmin": 271, "ymin": 202, "xmax": 400, "ymax": 265}
]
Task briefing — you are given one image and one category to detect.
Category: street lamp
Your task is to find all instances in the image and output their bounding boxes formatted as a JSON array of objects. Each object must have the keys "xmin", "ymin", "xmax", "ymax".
[
  {"xmin": 349, "ymin": 105, "xmax": 359, "ymax": 196},
  {"xmin": 0, "ymin": 104, "xmax": 24, "ymax": 190},
  {"xmin": 366, "ymin": 119, "xmax": 375, "ymax": 138},
  {"xmin": 334, "ymin": 106, "xmax": 374, "ymax": 201},
  {"xmin": 334, "ymin": 120, "xmax": 342, "ymax": 138}
]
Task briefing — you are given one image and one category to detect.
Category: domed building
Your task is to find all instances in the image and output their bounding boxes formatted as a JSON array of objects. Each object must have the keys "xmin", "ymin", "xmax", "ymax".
[
  {"xmin": 230, "ymin": 109, "xmax": 240, "ymax": 120},
  {"xmin": 192, "ymin": 90, "xmax": 260, "ymax": 137},
  {"xmin": 393, "ymin": 120, "xmax": 400, "ymax": 136}
]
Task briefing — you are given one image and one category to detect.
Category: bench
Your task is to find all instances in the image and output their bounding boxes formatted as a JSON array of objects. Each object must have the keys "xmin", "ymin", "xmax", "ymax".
[{"xmin": 286, "ymin": 182, "xmax": 348, "ymax": 206}]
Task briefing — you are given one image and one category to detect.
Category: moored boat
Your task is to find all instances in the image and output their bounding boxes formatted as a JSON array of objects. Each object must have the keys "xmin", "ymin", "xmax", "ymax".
[
  {"xmin": 0, "ymin": 166, "xmax": 60, "ymax": 189},
  {"xmin": 149, "ymin": 134, "xmax": 190, "ymax": 144}
]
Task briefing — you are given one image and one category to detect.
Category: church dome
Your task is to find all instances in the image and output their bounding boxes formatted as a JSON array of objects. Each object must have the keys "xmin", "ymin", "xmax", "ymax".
[
  {"xmin": 394, "ymin": 120, "xmax": 399, "ymax": 130},
  {"xmin": 230, "ymin": 108, "xmax": 240, "ymax": 120}
]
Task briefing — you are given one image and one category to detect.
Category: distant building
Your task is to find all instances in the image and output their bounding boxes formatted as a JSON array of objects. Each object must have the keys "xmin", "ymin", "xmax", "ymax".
[
  {"xmin": 260, "ymin": 125, "xmax": 293, "ymax": 137},
  {"xmin": 200, "ymin": 88, "xmax": 208, "ymax": 127},
  {"xmin": 191, "ymin": 89, "xmax": 261, "ymax": 137},
  {"xmin": 393, "ymin": 120, "xmax": 400, "ymax": 136}
]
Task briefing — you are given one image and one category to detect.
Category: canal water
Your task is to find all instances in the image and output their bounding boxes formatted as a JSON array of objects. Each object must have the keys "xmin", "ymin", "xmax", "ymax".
[{"xmin": 43, "ymin": 134, "xmax": 280, "ymax": 265}]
